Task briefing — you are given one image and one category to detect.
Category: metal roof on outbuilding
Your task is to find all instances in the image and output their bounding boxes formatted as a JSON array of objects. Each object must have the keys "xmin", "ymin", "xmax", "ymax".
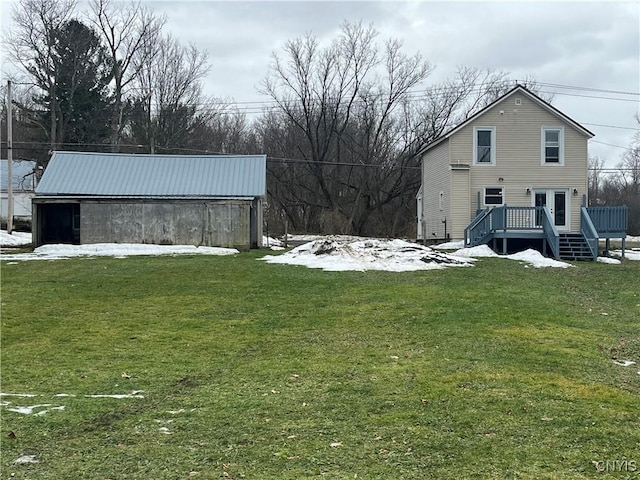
[{"xmin": 36, "ymin": 152, "xmax": 266, "ymax": 198}]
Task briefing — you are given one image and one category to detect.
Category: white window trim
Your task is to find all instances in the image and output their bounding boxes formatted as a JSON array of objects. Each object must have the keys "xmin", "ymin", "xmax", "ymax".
[
  {"xmin": 473, "ymin": 126, "xmax": 496, "ymax": 165},
  {"xmin": 541, "ymin": 126, "xmax": 565, "ymax": 165},
  {"xmin": 483, "ymin": 186, "xmax": 504, "ymax": 207}
]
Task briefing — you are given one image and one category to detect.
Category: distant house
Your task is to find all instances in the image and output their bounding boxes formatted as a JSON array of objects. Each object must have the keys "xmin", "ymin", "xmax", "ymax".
[
  {"xmin": 417, "ymin": 85, "xmax": 627, "ymax": 260},
  {"xmin": 33, "ymin": 152, "xmax": 266, "ymax": 250},
  {"xmin": 1, "ymin": 159, "xmax": 38, "ymax": 222}
]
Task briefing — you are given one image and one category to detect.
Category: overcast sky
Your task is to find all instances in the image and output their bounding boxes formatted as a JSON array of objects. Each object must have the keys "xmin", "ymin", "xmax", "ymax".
[{"xmin": 2, "ymin": 0, "xmax": 639, "ymax": 167}]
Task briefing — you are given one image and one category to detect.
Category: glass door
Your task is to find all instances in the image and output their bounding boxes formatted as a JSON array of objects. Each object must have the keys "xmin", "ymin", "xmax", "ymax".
[{"xmin": 533, "ymin": 189, "xmax": 569, "ymax": 230}]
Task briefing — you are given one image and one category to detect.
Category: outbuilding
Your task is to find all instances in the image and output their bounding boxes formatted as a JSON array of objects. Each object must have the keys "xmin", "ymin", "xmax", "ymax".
[{"xmin": 33, "ymin": 152, "xmax": 266, "ymax": 250}]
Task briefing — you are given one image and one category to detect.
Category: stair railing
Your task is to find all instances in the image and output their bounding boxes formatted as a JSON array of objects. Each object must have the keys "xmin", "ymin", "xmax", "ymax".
[
  {"xmin": 464, "ymin": 208, "xmax": 493, "ymax": 246},
  {"xmin": 580, "ymin": 206, "xmax": 599, "ymax": 260},
  {"xmin": 540, "ymin": 206, "xmax": 560, "ymax": 259}
]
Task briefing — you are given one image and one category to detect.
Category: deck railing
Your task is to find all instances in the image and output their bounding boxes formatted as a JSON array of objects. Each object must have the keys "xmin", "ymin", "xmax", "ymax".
[
  {"xmin": 465, "ymin": 205, "xmax": 559, "ymax": 256},
  {"xmin": 501, "ymin": 206, "xmax": 544, "ymax": 231},
  {"xmin": 585, "ymin": 205, "xmax": 628, "ymax": 234},
  {"xmin": 464, "ymin": 205, "xmax": 626, "ymax": 260},
  {"xmin": 580, "ymin": 206, "xmax": 599, "ymax": 260}
]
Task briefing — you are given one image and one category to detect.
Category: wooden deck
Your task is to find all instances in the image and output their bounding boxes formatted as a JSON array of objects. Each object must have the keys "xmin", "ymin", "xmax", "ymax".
[{"xmin": 464, "ymin": 205, "xmax": 628, "ymax": 261}]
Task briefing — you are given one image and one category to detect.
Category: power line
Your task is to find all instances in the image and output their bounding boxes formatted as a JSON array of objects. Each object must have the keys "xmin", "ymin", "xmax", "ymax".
[
  {"xmin": 267, "ymin": 155, "xmax": 421, "ymax": 170},
  {"xmin": 535, "ymin": 82, "xmax": 640, "ymax": 96},
  {"xmin": 582, "ymin": 122, "xmax": 639, "ymax": 131},
  {"xmin": 537, "ymin": 90, "xmax": 640, "ymax": 103},
  {"xmin": 590, "ymin": 140, "xmax": 634, "ymax": 150}
]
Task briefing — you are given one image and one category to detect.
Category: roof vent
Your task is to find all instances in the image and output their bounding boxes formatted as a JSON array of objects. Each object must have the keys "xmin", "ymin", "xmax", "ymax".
[{"xmin": 515, "ymin": 98, "xmax": 522, "ymax": 106}]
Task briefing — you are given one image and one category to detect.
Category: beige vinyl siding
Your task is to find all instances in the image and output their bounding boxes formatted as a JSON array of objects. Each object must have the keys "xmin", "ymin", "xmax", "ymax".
[
  {"xmin": 421, "ymin": 140, "xmax": 451, "ymax": 240},
  {"xmin": 449, "ymin": 91, "xmax": 589, "ymax": 231},
  {"xmin": 449, "ymin": 167, "xmax": 471, "ymax": 239}
]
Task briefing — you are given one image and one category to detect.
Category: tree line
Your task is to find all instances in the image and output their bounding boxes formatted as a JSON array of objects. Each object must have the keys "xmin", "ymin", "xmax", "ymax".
[
  {"xmin": 588, "ymin": 119, "xmax": 640, "ymax": 235},
  {"xmin": 2, "ymin": 0, "xmax": 637, "ymax": 236}
]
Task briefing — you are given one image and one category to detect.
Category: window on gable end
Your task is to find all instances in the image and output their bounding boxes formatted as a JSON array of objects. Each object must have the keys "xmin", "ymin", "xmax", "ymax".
[
  {"xmin": 474, "ymin": 127, "xmax": 496, "ymax": 165},
  {"xmin": 542, "ymin": 127, "xmax": 564, "ymax": 165}
]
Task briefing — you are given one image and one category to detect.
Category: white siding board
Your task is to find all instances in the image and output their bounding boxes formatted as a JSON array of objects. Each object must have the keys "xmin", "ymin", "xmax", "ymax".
[
  {"xmin": 421, "ymin": 141, "xmax": 451, "ymax": 240},
  {"xmin": 450, "ymin": 168, "xmax": 470, "ymax": 239}
]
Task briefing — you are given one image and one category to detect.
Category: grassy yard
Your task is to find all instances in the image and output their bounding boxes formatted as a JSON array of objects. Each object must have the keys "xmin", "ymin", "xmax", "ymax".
[{"xmin": 1, "ymin": 251, "xmax": 639, "ymax": 479}]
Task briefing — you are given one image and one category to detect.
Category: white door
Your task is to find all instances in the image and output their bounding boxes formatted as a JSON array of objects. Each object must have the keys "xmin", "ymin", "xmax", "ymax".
[{"xmin": 533, "ymin": 189, "xmax": 570, "ymax": 231}]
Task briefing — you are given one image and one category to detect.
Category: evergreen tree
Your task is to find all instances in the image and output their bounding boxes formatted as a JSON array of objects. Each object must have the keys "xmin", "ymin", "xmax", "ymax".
[{"xmin": 33, "ymin": 19, "xmax": 113, "ymax": 148}]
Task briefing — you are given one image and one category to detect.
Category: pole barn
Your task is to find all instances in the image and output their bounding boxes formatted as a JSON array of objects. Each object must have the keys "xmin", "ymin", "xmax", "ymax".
[{"xmin": 32, "ymin": 152, "xmax": 266, "ymax": 251}]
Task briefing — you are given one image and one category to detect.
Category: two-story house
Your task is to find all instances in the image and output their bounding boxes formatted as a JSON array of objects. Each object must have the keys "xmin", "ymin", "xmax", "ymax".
[{"xmin": 417, "ymin": 85, "xmax": 628, "ymax": 260}]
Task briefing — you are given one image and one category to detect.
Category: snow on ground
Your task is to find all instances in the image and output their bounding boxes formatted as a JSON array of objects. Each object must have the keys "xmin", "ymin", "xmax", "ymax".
[
  {"xmin": 611, "ymin": 249, "xmax": 640, "ymax": 261},
  {"xmin": 0, "ymin": 230, "xmax": 32, "ymax": 246},
  {"xmin": 503, "ymin": 249, "xmax": 571, "ymax": 268},
  {"xmin": 1, "ymin": 242, "xmax": 238, "ymax": 261},
  {"xmin": 1, "ymin": 390, "xmax": 145, "ymax": 421},
  {"xmin": 263, "ymin": 236, "xmax": 285, "ymax": 250},
  {"xmin": 2, "ymin": 231, "xmax": 637, "ymax": 269},
  {"xmin": 262, "ymin": 238, "xmax": 576, "ymax": 271},
  {"xmin": 260, "ymin": 236, "xmax": 474, "ymax": 272},
  {"xmin": 432, "ymin": 240, "xmax": 465, "ymax": 250},
  {"xmin": 597, "ymin": 256, "xmax": 622, "ymax": 265},
  {"xmin": 452, "ymin": 246, "xmax": 571, "ymax": 268},
  {"xmin": 287, "ymin": 234, "xmax": 345, "ymax": 243},
  {"xmin": 449, "ymin": 245, "xmax": 499, "ymax": 258}
]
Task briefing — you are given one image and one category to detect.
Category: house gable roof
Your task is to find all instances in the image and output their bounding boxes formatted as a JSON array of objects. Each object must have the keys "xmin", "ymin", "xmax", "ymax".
[
  {"xmin": 418, "ymin": 85, "xmax": 595, "ymax": 156},
  {"xmin": 36, "ymin": 152, "xmax": 266, "ymax": 198}
]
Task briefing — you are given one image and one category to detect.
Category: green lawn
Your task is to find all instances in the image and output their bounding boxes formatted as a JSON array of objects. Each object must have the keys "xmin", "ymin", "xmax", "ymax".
[{"xmin": 1, "ymin": 252, "xmax": 639, "ymax": 479}]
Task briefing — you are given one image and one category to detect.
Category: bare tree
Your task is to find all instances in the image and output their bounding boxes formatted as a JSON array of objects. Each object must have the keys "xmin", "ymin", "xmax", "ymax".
[
  {"xmin": 588, "ymin": 156, "xmax": 606, "ymax": 206},
  {"xmin": 203, "ymin": 105, "xmax": 250, "ymax": 154},
  {"xmin": 618, "ymin": 145, "xmax": 640, "ymax": 219},
  {"xmin": 128, "ymin": 34, "xmax": 211, "ymax": 153},
  {"xmin": 87, "ymin": 0, "xmax": 165, "ymax": 150},
  {"xmin": 258, "ymin": 22, "xmax": 534, "ymax": 236},
  {"xmin": 259, "ymin": 21, "xmax": 434, "ymax": 235}
]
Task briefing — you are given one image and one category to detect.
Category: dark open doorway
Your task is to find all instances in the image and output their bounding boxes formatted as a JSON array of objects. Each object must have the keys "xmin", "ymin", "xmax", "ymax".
[{"xmin": 40, "ymin": 203, "xmax": 80, "ymax": 244}]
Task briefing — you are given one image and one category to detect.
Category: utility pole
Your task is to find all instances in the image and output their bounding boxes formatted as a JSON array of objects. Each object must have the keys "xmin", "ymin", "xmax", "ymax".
[{"xmin": 7, "ymin": 80, "xmax": 14, "ymax": 234}]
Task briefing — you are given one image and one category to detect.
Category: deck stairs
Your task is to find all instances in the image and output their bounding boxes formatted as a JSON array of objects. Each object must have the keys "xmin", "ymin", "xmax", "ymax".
[{"xmin": 558, "ymin": 233, "xmax": 594, "ymax": 261}]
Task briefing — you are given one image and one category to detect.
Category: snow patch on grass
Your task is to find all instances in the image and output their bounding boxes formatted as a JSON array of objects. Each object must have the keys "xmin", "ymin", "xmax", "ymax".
[
  {"xmin": 611, "ymin": 250, "xmax": 640, "ymax": 261},
  {"xmin": 597, "ymin": 256, "xmax": 621, "ymax": 264},
  {"xmin": 1, "ymin": 243, "xmax": 239, "ymax": 261},
  {"xmin": 261, "ymin": 237, "xmax": 473, "ymax": 272},
  {"xmin": 451, "ymin": 245, "xmax": 499, "ymax": 258},
  {"xmin": 0, "ymin": 230, "xmax": 32, "ymax": 246},
  {"xmin": 505, "ymin": 249, "xmax": 572, "ymax": 268}
]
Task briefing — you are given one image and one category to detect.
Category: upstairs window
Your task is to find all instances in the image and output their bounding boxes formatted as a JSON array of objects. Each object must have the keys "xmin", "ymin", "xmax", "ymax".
[
  {"xmin": 542, "ymin": 127, "xmax": 564, "ymax": 165},
  {"xmin": 474, "ymin": 127, "xmax": 496, "ymax": 165},
  {"xmin": 484, "ymin": 187, "xmax": 504, "ymax": 206}
]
